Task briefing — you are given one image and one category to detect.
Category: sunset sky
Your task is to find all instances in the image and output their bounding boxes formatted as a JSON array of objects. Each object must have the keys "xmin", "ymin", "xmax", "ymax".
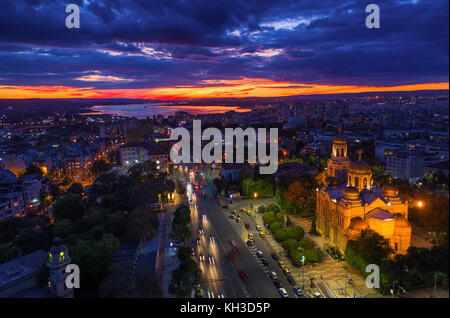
[{"xmin": 0, "ymin": 0, "xmax": 448, "ymax": 99}]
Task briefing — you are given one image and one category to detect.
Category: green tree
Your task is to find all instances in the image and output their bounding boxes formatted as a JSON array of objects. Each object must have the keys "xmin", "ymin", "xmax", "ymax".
[
  {"xmin": 98, "ymin": 263, "xmax": 134, "ymax": 297},
  {"xmin": 170, "ymin": 205, "xmax": 191, "ymax": 243},
  {"xmin": 52, "ymin": 193, "xmax": 86, "ymax": 222},
  {"xmin": 91, "ymin": 159, "xmax": 112, "ymax": 176},
  {"xmin": 52, "ymin": 219, "xmax": 73, "ymax": 239},
  {"xmin": 304, "ymin": 248, "xmax": 323, "ymax": 263},
  {"xmin": 282, "ymin": 239, "xmax": 300, "ymax": 253},
  {"xmin": 67, "ymin": 182, "xmax": 83, "ymax": 196},
  {"xmin": 0, "ymin": 243, "xmax": 21, "ymax": 263},
  {"xmin": 126, "ymin": 206, "xmax": 159, "ymax": 242},
  {"xmin": 274, "ymin": 228, "xmax": 289, "ymax": 241},
  {"xmin": 69, "ymin": 239, "xmax": 114, "ymax": 291},
  {"xmin": 169, "ymin": 246, "xmax": 200, "ymax": 297},
  {"xmin": 286, "ymin": 226, "xmax": 305, "ymax": 241},
  {"xmin": 12, "ymin": 227, "xmax": 51, "ymax": 254}
]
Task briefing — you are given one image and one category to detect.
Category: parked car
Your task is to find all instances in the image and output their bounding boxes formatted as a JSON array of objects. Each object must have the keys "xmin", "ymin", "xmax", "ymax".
[
  {"xmin": 245, "ymin": 222, "xmax": 250, "ymax": 229},
  {"xmin": 279, "ymin": 288, "xmax": 288, "ymax": 298},
  {"xmin": 269, "ymin": 271, "xmax": 278, "ymax": 280},
  {"xmin": 271, "ymin": 253, "xmax": 279, "ymax": 261},
  {"xmin": 247, "ymin": 240, "xmax": 254, "ymax": 246},
  {"xmin": 261, "ymin": 258, "xmax": 269, "ymax": 266},
  {"xmin": 287, "ymin": 276, "xmax": 296, "ymax": 285},
  {"xmin": 274, "ymin": 279, "xmax": 282, "ymax": 288},
  {"xmin": 256, "ymin": 251, "xmax": 263, "ymax": 258},
  {"xmin": 293, "ymin": 286, "xmax": 303, "ymax": 296}
]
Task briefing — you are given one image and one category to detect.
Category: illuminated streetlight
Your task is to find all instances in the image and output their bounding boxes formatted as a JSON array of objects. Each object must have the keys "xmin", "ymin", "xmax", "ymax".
[
  {"xmin": 254, "ymin": 192, "xmax": 258, "ymax": 199},
  {"xmin": 417, "ymin": 201, "xmax": 424, "ymax": 208}
]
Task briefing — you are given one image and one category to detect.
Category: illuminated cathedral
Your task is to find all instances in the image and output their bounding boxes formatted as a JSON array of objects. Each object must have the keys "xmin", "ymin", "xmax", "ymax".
[{"xmin": 316, "ymin": 135, "xmax": 411, "ymax": 255}]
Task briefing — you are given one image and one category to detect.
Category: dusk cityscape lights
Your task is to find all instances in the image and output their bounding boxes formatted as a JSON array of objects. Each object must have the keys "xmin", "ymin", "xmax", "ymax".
[{"xmin": 0, "ymin": 0, "xmax": 448, "ymax": 308}]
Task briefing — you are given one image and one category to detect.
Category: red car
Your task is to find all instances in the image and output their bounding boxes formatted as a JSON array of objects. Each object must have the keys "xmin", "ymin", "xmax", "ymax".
[
  {"xmin": 244, "ymin": 222, "xmax": 250, "ymax": 229},
  {"xmin": 240, "ymin": 271, "xmax": 250, "ymax": 281},
  {"xmin": 228, "ymin": 252, "xmax": 236, "ymax": 261},
  {"xmin": 247, "ymin": 240, "xmax": 254, "ymax": 246}
]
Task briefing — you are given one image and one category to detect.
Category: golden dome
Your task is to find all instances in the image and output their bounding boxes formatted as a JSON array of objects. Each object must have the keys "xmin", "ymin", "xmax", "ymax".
[
  {"xmin": 344, "ymin": 186, "xmax": 360, "ymax": 199},
  {"xmin": 333, "ymin": 136, "xmax": 347, "ymax": 144},
  {"xmin": 382, "ymin": 183, "xmax": 399, "ymax": 196},
  {"xmin": 394, "ymin": 214, "xmax": 410, "ymax": 228},
  {"xmin": 349, "ymin": 217, "xmax": 369, "ymax": 231},
  {"xmin": 349, "ymin": 160, "xmax": 371, "ymax": 174}
]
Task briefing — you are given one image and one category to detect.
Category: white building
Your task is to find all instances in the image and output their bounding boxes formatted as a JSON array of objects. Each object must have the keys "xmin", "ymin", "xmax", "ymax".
[
  {"xmin": 386, "ymin": 152, "xmax": 425, "ymax": 181},
  {"xmin": 120, "ymin": 142, "xmax": 169, "ymax": 172}
]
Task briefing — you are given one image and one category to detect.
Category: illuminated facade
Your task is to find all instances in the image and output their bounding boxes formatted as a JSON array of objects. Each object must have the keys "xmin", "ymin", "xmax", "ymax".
[{"xmin": 316, "ymin": 137, "xmax": 411, "ymax": 255}]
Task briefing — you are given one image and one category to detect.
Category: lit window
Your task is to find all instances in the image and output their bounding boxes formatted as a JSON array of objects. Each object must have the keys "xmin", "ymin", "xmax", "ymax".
[{"xmin": 59, "ymin": 251, "xmax": 65, "ymax": 262}]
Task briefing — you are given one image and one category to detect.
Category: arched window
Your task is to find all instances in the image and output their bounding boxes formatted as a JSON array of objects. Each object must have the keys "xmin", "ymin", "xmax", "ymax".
[
  {"xmin": 59, "ymin": 251, "xmax": 65, "ymax": 263},
  {"xmin": 348, "ymin": 175, "xmax": 352, "ymax": 185},
  {"xmin": 363, "ymin": 178, "xmax": 367, "ymax": 188},
  {"xmin": 355, "ymin": 177, "xmax": 359, "ymax": 188}
]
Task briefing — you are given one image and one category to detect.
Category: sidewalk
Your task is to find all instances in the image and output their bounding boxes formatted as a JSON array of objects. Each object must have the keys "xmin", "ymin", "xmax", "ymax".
[
  {"xmin": 155, "ymin": 197, "xmax": 183, "ymax": 297},
  {"xmin": 251, "ymin": 200, "xmax": 381, "ymax": 298}
]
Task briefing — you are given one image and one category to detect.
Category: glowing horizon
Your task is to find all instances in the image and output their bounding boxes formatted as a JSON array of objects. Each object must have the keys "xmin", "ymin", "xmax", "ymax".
[{"xmin": 0, "ymin": 78, "xmax": 447, "ymax": 100}]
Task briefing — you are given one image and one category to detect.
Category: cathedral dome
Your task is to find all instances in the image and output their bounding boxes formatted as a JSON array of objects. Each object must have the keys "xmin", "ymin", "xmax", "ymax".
[
  {"xmin": 349, "ymin": 217, "xmax": 368, "ymax": 232},
  {"xmin": 344, "ymin": 186, "xmax": 360, "ymax": 199},
  {"xmin": 394, "ymin": 214, "xmax": 410, "ymax": 228},
  {"xmin": 348, "ymin": 160, "xmax": 371, "ymax": 174},
  {"xmin": 333, "ymin": 136, "xmax": 347, "ymax": 144},
  {"xmin": 382, "ymin": 183, "xmax": 399, "ymax": 196}
]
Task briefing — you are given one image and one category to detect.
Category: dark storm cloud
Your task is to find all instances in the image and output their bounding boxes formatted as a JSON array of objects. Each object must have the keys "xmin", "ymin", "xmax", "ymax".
[{"xmin": 0, "ymin": 0, "xmax": 448, "ymax": 89}]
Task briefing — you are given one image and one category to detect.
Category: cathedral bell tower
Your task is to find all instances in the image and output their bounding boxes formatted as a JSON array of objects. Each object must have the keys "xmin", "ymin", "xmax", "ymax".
[
  {"xmin": 47, "ymin": 237, "xmax": 74, "ymax": 298},
  {"xmin": 326, "ymin": 129, "xmax": 351, "ymax": 185}
]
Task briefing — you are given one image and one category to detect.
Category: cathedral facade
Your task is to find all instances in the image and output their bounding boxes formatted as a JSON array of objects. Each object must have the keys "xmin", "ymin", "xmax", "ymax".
[{"xmin": 316, "ymin": 136, "xmax": 411, "ymax": 255}]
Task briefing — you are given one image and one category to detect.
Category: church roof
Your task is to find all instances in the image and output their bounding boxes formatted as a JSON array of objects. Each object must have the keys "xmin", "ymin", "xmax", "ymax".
[
  {"xmin": 367, "ymin": 208, "xmax": 394, "ymax": 221},
  {"xmin": 360, "ymin": 188, "xmax": 385, "ymax": 205},
  {"xmin": 348, "ymin": 160, "xmax": 371, "ymax": 174},
  {"xmin": 333, "ymin": 136, "xmax": 347, "ymax": 144}
]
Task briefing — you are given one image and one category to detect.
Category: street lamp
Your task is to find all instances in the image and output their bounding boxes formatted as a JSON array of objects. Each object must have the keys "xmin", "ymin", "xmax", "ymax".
[{"xmin": 417, "ymin": 201, "xmax": 424, "ymax": 208}]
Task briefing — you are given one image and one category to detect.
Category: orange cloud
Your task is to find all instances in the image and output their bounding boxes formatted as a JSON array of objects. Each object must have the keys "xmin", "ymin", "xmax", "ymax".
[{"xmin": 0, "ymin": 78, "xmax": 447, "ymax": 99}]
